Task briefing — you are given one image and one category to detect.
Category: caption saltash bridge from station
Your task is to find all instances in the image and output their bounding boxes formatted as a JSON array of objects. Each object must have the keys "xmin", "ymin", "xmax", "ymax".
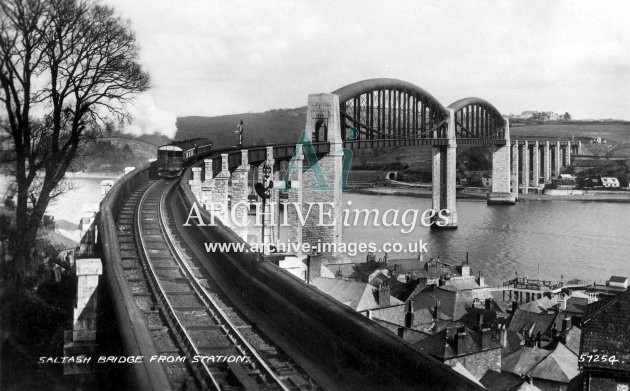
[{"xmin": 77, "ymin": 78, "xmax": 580, "ymax": 390}]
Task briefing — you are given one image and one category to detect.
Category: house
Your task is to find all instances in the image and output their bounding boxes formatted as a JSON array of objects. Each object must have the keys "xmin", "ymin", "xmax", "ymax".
[
  {"xmin": 600, "ymin": 177, "xmax": 620, "ymax": 188},
  {"xmin": 310, "ymin": 276, "xmax": 404, "ymax": 312},
  {"xmin": 579, "ymin": 290, "xmax": 630, "ymax": 390},
  {"xmin": 528, "ymin": 343, "xmax": 580, "ymax": 390},
  {"xmin": 412, "ymin": 325, "xmax": 502, "ymax": 379},
  {"xmin": 507, "ymin": 306, "xmax": 577, "ymax": 351},
  {"xmin": 519, "ymin": 297, "xmax": 558, "ymax": 314},
  {"xmin": 410, "ymin": 285, "xmax": 494, "ymax": 323},
  {"xmin": 606, "ymin": 276, "xmax": 628, "ymax": 290},
  {"xmin": 502, "ymin": 343, "xmax": 580, "ymax": 391}
]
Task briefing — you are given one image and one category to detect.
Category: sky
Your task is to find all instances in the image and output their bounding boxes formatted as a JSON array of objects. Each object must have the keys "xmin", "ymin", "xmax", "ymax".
[{"xmin": 104, "ymin": 0, "xmax": 630, "ymax": 129}]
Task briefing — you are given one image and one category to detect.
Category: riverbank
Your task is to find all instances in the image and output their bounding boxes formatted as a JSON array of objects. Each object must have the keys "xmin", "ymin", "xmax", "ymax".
[
  {"xmin": 351, "ymin": 185, "xmax": 630, "ymax": 203},
  {"xmin": 350, "ymin": 186, "xmax": 487, "ymax": 200}
]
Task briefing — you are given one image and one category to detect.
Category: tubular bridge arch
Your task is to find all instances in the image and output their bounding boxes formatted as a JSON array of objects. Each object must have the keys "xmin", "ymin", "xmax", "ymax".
[
  {"xmin": 332, "ymin": 78, "xmax": 450, "ymax": 141},
  {"xmin": 448, "ymin": 97, "xmax": 506, "ymax": 143}
]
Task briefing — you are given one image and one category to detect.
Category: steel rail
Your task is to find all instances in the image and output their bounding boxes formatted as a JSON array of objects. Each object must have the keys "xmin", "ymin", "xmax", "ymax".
[{"xmin": 156, "ymin": 181, "xmax": 293, "ymax": 391}]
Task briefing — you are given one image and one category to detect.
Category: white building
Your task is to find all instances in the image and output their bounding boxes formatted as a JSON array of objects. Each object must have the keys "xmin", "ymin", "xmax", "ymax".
[
  {"xmin": 607, "ymin": 276, "xmax": 628, "ymax": 289},
  {"xmin": 600, "ymin": 177, "xmax": 620, "ymax": 188}
]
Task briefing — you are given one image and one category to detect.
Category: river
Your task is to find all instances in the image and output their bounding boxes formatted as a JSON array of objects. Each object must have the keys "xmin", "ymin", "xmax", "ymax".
[
  {"xmin": 343, "ymin": 192, "xmax": 630, "ymax": 286},
  {"xmin": 3, "ymin": 174, "xmax": 629, "ymax": 286}
]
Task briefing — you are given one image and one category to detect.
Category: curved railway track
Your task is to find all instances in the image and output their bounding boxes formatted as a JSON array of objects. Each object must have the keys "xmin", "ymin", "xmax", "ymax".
[{"xmin": 115, "ymin": 179, "xmax": 321, "ymax": 390}]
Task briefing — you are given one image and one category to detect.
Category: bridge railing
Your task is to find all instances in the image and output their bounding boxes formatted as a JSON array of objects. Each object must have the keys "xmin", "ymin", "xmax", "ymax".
[{"xmin": 97, "ymin": 163, "xmax": 171, "ymax": 391}]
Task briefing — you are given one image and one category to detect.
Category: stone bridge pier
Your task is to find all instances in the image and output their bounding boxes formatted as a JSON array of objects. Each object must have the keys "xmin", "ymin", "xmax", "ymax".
[
  {"xmin": 289, "ymin": 93, "xmax": 344, "ymax": 259},
  {"xmin": 231, "ymin": 150, "xmax": 250, "ymax": 240},
  {"xmin": 431, "ymin": 109, "xmax": 458, "ymax": 228},
  {"xmin": 520, "ymin": 142, "xmax": 529, "ymax": 194},
  {"xmin": 512, "ymin": 140, "xmax": 577, "ymax": 194},
  {"xmin": 487, "ymin": 118, "xmax": 516, "ymax": 205},
  {"xmin": 251, "ymin": 146, "xmax": 279, "ymax": 246}
]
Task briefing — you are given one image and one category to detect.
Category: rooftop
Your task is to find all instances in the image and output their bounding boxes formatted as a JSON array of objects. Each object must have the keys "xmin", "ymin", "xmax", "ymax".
[
  {"xmin": 502, "ymin": 347, "xmax": 551, "ymax": 376},
  {"xmin": 480, "ymin": 370, "xmax": 542, "ymax": 391},
  {"xmin": 508, "ymin": 308, "xmax": 565, "ymax": 338},
  {"xmin": 311, "ymin": 276, "xmax": 404, "ymax": 312},
  {"xmin": 411, "ymin": 285, "xmax": 494, "ymax": 321},
  {"xmin": 529, "ymin": 343, "xmax": 579, "ymax": 383},
  {"xmin": 412, "ymin": 325, "xmax": 501, "ymax": 360},
  {"xmin": 580, "ymin": 289, "xmax": 630, "ymax": 372}
]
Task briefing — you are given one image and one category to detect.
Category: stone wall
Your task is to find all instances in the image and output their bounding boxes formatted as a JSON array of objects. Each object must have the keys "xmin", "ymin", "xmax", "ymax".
[
  {"xmin": 300, "ymin": 93, "xmax": 344, "ymax": 257},
  {"xmin": 230, "ymin": 150, "xmax": 250, "ymax": 240},
  {"xmin": 211, "ymin": 154, "xmax": 230, "ymax": 225},
  {"xmin": 543, "ymin": 141, "xmax": 551, "ymax": 182}
]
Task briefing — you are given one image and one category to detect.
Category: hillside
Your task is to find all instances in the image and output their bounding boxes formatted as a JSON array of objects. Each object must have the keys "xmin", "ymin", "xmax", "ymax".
[{"xmin": 176, "ymin": 107, "xmax": 307, "ymax": 147}]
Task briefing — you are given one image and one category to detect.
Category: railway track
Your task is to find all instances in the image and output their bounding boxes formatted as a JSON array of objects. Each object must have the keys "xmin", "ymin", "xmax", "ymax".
[{"xmin": 116, "ymin": 179, "xmax": 320, "ymax": 390}]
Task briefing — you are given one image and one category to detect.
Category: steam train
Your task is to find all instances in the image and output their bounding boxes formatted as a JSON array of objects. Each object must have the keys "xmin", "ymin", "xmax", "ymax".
[{"xmin": 156, "ymin": 138, "xmax": 213, "ymax": 178}]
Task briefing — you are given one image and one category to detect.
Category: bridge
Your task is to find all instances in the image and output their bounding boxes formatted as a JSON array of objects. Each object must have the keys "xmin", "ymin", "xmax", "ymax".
[{"xmin": 74, "ymin": 79, "xmax": 581, "ymax": 390}]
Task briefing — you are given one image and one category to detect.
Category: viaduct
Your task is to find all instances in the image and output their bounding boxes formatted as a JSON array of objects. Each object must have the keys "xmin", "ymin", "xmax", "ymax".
[{"xmin": 187, "ymin": 78, "xmax": 581, "ymax": 255}]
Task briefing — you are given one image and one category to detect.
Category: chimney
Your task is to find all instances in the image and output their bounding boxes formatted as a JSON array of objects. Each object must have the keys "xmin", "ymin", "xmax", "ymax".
[
  {"xmin": 405, "ymin": 300, "xmax": 414, "ymax": 328},
  {"xmin": 398, "ymin": 327, "xmax": 406, "ymax": 339},
  {"xmin": 562, "ymin": 316, "xmax": 571, "ymax": 332},
  {"xmin": 459, "ymin": 258, "xmax": 471, "ymax": 277},
  {"xmin": 552, "ymin": 323, "xmax": 559, "ymax": 341},
  {"xmin": 511, "ymin": 301, "xmax": 518, "ymax": 314},
  {"xmin": 558, "ymin": 294, "xmax": 567, "ymax": 311},
  {"xmin": 306, "ymin": 254, "xmax": 321, "ymax": 284},
  {"xmin": 485, "ymin": 298, "xmax": 492, "ymax": 310},
  {"xmin": 481, "ymin": 328, "xmax": 493, "ymax": 350},
  {"xmin": 477, "ymin": 271, "xmax": 485, "ymax": 287},
  {"xmin": 366, "ymin": 252, "xmax": 376, "ymax": 263},
  {"xmin": 378, "ymin": 282, "xmax": 390, "ymax": 307},
  {"xmin": 499, "ymin": 324, "xmax": 507, "ymax": 347},
  {"xmin": 433, "ymin": 300, "xmax": 440, "ymax": 320},
  {"xmin": 475, "ymin": 312, "xmax": 484, "ymax": 331},
  {"xmin": 455, "ymin": 326, "xmax": 467, "ymax": 354}
]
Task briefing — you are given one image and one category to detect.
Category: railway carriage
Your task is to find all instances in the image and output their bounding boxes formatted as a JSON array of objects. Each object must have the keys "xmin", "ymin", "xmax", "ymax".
[{"xmin": 156, "ymin": 138, "xmax": 213, "ymax": 178}]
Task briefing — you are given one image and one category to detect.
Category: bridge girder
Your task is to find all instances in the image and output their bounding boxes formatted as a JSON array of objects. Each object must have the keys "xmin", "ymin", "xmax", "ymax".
[
  {"xmin": 448, "ymin": 97, "xmax": 506, "ymax": 141},
  {"xmin": 333, "ymin": 78, "xmax": 450, "ymax": 141},
  {"xmin": 331, "ymin": 79, "xmax": 507, "ymax": 144}
]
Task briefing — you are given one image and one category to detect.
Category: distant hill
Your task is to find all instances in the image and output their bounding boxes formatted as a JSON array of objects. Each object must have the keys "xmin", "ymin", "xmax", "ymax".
[
  {"xmin": 175, "ymin": 108, "xmax": 630, "ymax": 148},
  {"xmin": 106, "ymin": 131, "xmax": 172, "ymax": 147},
  {"xmin": 176, "ymin": 107, "xmax": 307, "ymax": 148}
]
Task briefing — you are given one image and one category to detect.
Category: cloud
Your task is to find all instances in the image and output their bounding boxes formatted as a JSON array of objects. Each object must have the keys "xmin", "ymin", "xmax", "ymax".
[
  {"xmin": 105, "ymin": 0, "xmax": 630, "ymax": 120},
  {"xmin": 121, "ymin": 93, "xmax": 177, "ymax": 139}
]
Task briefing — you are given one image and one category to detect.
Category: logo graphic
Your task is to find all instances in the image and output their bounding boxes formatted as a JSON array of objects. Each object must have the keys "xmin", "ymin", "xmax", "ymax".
[{"xmin": 277, "ymin": 128, "xmax": 358, "ymax": 191}]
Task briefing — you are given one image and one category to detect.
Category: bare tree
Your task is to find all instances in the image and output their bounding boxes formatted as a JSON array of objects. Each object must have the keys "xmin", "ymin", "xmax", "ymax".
[{"xmin": 0, "ymin": 0, "xmax": 149, "ymax": 290}]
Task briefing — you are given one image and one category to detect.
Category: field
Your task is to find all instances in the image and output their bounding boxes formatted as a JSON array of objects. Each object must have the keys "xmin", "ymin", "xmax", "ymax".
[{"xmin": 511, "ymin": 122, "xmax": 630, "ymax": 144}]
